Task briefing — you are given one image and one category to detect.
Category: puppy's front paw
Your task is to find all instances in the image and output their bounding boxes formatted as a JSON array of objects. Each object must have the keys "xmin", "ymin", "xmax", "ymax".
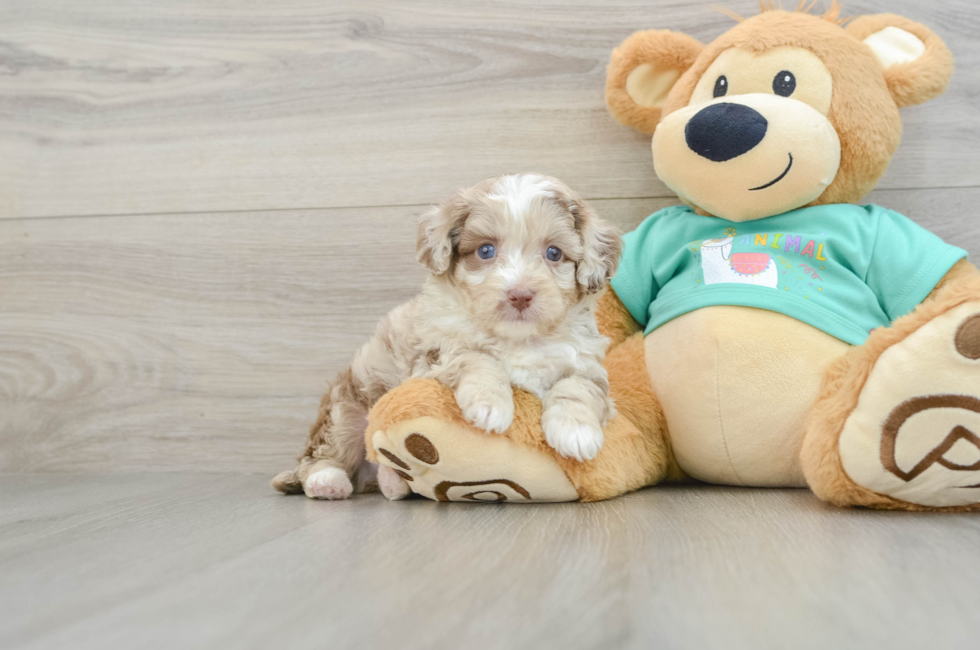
[
  {"xmin": 465, "ymin": 400, "xmax": 515, "ymax": 434},
  {"xmin": 456, "ymin": 386, "xmax": 515, "ymax": 434},
  {"xmin": 542, "ymin": 409, "xmax": 604, "ymax": 462}
]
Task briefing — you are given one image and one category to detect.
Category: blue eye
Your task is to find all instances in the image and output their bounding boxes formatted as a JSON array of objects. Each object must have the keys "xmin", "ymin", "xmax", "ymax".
[
  {"xmin": 546, "ymin": 246, "xmax": 562, "ymax": 262},
  {"xmin": 477, "ymin": 244, "xmax": 496, "ymax": 260}
]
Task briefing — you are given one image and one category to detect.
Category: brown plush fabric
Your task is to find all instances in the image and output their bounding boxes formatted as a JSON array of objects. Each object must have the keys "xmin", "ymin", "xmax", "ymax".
[
  {"xmin": 801, "ymin": 260, "xmax": 980, "ymax": 511},
  {"xmin": 845, "ymin": 14, "xmax": 955, "ymax": 109},
  {"xmin": 606, "ymin": 30, "xmax": 704, "ymax": 135},
  {"xmin": 596, "ymin": 288, "xmax": 641, "ymax": 348},
  {"xmin": 601, "ymin": 331, "xmax": 685, "ymax": 485},
  {"xmin": 366, "ymin": 380, "xmax": 467, "ymax": 465}
]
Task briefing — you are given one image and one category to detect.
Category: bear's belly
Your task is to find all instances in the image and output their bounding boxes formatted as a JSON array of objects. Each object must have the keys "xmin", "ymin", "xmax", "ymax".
[{"xmin": 644, "ymin": 306, "xmax": 850, "ymax": 487}]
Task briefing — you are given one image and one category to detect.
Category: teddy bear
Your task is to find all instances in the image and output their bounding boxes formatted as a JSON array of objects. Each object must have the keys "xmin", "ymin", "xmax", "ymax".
[{"xmin": 361, "ymin": 4, "xmax": 980, "ymax": 511}]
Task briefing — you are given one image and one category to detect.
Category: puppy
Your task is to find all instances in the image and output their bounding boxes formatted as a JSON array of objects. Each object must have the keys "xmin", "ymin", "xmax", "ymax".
[{"xmin": 272, "ymin": 173, "xmax": 622, "ymax": 500}]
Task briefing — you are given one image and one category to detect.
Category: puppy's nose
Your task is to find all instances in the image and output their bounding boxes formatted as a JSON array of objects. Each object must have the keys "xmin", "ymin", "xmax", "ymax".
[
  {"xmin": 506, "ymin": 288, "xmax": 536, "ymax": 312},
  {"xmin": 685, "ymin": 102, "xmax": 768, "ymax": 162}
]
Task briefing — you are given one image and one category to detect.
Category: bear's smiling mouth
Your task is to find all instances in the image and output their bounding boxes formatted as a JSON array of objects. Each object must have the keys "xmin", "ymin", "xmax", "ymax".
[{"xmin": 749, "ymin": 153, "xmax": 794, "ymax": 191}]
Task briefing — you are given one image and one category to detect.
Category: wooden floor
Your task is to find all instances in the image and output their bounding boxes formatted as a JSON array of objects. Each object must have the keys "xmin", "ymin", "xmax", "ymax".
[
  {"xmin": 2, "ymin": 1, "xmax": 980, "ymax": 648},
  {"xmin": 2, "ymin": 475, "xmax": 980, "ymax": 650}
]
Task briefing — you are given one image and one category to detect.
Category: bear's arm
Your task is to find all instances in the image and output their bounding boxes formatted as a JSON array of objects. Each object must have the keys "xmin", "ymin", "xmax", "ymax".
[
  {"xmin": 926, "ymin": 258, "xmax": 980, "ymax": 302},
  {"xmin": 597, "ymin": 285, "xmax": 642, "ymax": 347}
]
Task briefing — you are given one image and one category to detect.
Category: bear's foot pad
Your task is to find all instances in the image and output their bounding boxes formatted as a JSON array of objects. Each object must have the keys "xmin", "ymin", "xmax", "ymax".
[
  {"xmin": 840, "ymin": 302, "xmax": 980, "ymax": 507},
  {"xmin": 371, "ymin": 416, "xmax": 579, "ymax": 503}
]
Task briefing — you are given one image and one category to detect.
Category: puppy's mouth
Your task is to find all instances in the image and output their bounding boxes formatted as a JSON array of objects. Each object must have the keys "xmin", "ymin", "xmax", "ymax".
[
  {"xmin": 499, "ymin": 307, "xmax": 537, "ymax": 323},
  {"xmin": 749, "ymin": 153, "xmax": 793, "ymax": 191},
  {"xmin": 497, "ymin": 302, "xmax": 541, "ymax": 324}
]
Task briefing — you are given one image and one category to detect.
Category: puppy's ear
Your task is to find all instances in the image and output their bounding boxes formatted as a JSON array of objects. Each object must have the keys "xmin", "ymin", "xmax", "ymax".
[
  {"xmin": 572, "ymin": 200, "xmax": 622, "ymax": 294},
  {"xmin": 416, "ymin": 192, "xmax": 470, "ymax": 275},
  {"xmin": 847, "ymin": 14, "xmax": 954, "ymax": 108},
  {"xmin": 606, "ymin": 30, "xmax": 703, "ymax": 135}
]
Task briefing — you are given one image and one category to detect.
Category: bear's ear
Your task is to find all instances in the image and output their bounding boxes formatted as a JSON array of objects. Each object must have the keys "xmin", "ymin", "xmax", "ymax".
[
  {"xmin": 606, "ymin": 30, "xmax": 703, "ymax": 135},
  {"xmin": 846, "ymin": 14, "xmax": 954, "ymax": 108}
]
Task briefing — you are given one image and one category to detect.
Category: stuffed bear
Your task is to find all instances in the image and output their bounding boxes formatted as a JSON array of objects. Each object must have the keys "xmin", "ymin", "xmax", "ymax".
[{"xmin": 361, "ymin": 5, "xmax": 980, "ymax": 510}]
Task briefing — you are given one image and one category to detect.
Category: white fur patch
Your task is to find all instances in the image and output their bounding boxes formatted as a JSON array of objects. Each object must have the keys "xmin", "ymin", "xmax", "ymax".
[
  {"xmin": 496, "ymin": 256, "xmax": 527, "ymax": 287},
  {"xmin": 455, "ymin": 380, "xmax": 515, "ymax": 433},
  {"xmin": 542, "ymin": 410, "xmax": 604, "ymax": 461},
  {"xmin": 304, "ymin": 467, "xmax": 353, "ymax": 500},
  {"xmin": 487, "ymin": 174, "xmax": 553, "ymax": 221},
  {"xmin": 864, "ymin": 27, "xmax": 926, "ymax": 70}
]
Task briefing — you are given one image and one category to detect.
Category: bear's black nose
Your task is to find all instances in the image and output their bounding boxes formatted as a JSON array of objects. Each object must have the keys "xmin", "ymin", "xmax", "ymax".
[{"xmin": 685, "ymin": 103, "xmax": 768, "ymax": 162}]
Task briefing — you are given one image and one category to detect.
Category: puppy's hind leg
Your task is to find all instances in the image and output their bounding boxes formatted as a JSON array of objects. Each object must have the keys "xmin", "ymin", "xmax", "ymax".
[
  {"xmin": 274, "ymin": 369, "xmax": 373, "ymax": 500},
  {"xmin": 296, "ymin": 458, "xmax": 354, "ymax": 500},
  {"xmin": 272, "ymin": 458, "xmax": 374, "ymax": 498}
]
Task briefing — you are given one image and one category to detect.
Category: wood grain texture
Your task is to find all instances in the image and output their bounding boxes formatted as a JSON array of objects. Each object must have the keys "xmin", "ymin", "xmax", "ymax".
[
  {"xmin": 2, "ymin": 189, "xmax": 978, "ymax": 474},
  {"xmin": 2, "ymin": 0, "xmax": 979, "ymax": 219},
  {"xmin": 2, "ymin": 475, "xmax": 980, "ymax": 650}
]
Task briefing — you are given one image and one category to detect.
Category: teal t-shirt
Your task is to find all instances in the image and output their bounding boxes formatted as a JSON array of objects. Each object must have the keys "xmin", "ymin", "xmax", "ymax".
[{"xmin": 610, "ymin": 204, "xmax": 967, "ymax": 345}]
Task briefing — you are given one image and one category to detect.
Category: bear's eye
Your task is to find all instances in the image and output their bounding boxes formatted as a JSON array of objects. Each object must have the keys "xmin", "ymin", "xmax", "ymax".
[
  {"xmin": 773, "ymin": 70, "xmax": 796, "ymax": 97},
  {"xmin": 713, "ymin": 75, "xmax": 728, "ymax": 98}
]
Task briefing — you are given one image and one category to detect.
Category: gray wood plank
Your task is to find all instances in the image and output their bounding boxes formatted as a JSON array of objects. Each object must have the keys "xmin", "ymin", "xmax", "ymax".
[
  {"xmin": 1, "ymin": 0, "xmax": 978, "ymax": 219},
  {"xmin": 2, "ymin": 474, "xmax": 979, "ymax": 650},
  {"xmin": 2, "ymin": 189, "xmax": 977, "ymax": 474}
]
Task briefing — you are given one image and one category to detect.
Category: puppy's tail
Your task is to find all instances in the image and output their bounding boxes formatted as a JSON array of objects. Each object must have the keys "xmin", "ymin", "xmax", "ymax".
[{"xmin": 271, "ymin": 468, "xmax": 304, "ymax": 494}]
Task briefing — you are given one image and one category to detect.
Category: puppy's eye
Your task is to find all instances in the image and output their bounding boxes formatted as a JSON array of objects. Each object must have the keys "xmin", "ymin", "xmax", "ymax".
[
  {"xmin": 773, "ymin": 70, "xmax": 796, "ymax": 97},
  {"xmin": 477, "ymin": 244, "xmax": 496, "ymax": 260},
  {"xmin": 546, "ymin": 246, "xmax": 562, "ymax": 262},
  {"xmin": 713, "ymin": 75, "xmax": 728, "ymax": 98}
]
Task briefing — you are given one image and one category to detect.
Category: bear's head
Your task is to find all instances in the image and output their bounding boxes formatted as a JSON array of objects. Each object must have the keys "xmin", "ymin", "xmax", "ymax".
[{"xmin": 605, "ymin": 3, "xmax": 954, "ymax": 222}]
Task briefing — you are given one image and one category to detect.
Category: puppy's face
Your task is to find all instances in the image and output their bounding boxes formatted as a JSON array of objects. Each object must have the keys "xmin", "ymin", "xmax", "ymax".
[{"xmin": 417, "ymin": 174, "xmax": 621, "ymax": 339}]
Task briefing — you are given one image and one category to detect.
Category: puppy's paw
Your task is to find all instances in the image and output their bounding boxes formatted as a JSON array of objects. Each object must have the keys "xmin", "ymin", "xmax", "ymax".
[
  {"xmin": 466, "ymin": 402, "xmax": 515, "ymax": 434},
  {"xmin": 542, "ymin": 409, "xmax": 604, "ymax": 462},
  {"xmin": 456, "ymin": 386, "xmax": 515, "ymax": 434},
  {"xmin": 304, "ymin": 467, "xmax": 353, "ymax": 500},
  {"xmin": 377, "ymin": 464, "xmax": 411, "ymax": 501}
]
